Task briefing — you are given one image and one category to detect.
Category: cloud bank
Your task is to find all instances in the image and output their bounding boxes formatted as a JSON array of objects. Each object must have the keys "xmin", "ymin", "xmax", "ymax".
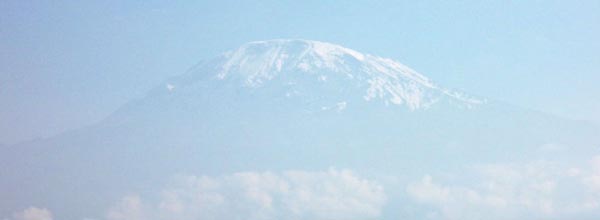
[
  {"xmin": 407, "ymin": 156, "xmax": 600, "ymax": 220},
  {"xmin": 10, "ymin": 156, "xmax": 600, "ymax": 220},
  {"xmin": 107, "ymin": 168, "xmax": 386, "ymax": 220}
]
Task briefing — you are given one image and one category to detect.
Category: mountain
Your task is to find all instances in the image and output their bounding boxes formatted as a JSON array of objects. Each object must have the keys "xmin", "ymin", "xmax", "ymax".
[{"xmin": 1, "ymin": 39, "xmax": 598, "ymax": 219}]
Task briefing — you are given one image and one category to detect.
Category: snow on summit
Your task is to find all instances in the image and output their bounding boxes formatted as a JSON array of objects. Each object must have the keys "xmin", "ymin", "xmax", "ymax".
[
  {"xmin": 216, "ymin": 39, "xmax": 366, "ymax": 84},
  {"xmin": 171, "ymin": 39, "xmax": 485, "ymax": 110}
]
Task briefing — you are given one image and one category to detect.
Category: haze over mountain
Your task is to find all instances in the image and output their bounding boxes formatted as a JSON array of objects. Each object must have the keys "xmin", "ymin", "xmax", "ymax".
[{"xmin": 2, "ymin": 40, "xmax": 599, "ymax": 220}]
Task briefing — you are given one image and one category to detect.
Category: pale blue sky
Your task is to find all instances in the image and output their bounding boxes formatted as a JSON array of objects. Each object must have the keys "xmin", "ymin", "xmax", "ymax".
[{"xmin": 1, "ymin": 0, "xmax": 599, "ymax": 144}]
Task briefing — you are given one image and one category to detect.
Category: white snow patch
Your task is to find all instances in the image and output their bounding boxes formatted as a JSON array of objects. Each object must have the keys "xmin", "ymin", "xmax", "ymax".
[{"xmin": 311, "ymin": 41, "xmax": 365, "ymax": 62}]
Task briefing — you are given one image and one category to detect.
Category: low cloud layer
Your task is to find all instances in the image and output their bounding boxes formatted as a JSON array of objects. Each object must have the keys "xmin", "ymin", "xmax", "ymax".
[
  {"xmin": 4, "ymin": 207, "xmax": 53, "ymax": 220},
  {"xmin": 407, "ymin": 156, "xmax": 600, "ymax": 220},
  {"xmin": 10, "ymin": 156, "xmax": 600, "ymax": 220},
  {"xmin": 107, "ymin": 168, "xmax": 386, "ymax": 220}
]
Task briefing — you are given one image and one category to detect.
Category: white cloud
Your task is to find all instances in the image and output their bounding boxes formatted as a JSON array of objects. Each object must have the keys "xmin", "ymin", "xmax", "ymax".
[
  {"xmin": 582, "ymin": 155, "xmax": 600, "ymax": 193},
  {"xmin": 406, "ymin": 175, "xmax": 450, "ymax": 204},
  {"xmin": 336, "ymin": 101, "xmax": 347, "ymax": 112},
  {"xmin": 106, "ymin": 196, "xmax": 145, "ymax": 220},
  {"xmin": 165, "ymin": 83, "xmax": 175, "ymax": 91},
  {"xmin": 406, "ymin": 157, "xmax": 600, "ymax": 220},
  {"xmin": 108, "ymin": 168, "xmax": 385, "ymax": 220},
  {"xmin": 12, "ymin": 207, "xmax": 52, "ymax": 220}
]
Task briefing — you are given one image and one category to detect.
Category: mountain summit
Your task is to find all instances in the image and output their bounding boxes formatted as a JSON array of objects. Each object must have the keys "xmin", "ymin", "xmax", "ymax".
[{"xmin": 166, "ymin": 39, "xmax": 483, "ymax": 110}]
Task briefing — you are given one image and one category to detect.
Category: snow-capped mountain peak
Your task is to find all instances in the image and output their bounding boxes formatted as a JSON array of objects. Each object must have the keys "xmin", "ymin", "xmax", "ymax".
[
  {"xmin": 171, "ymin": 39, "xmax": 484, "ymax": 110},
  {"xmin": 216, "ymin": 39, "xmax": 367, "ymax": 85}
]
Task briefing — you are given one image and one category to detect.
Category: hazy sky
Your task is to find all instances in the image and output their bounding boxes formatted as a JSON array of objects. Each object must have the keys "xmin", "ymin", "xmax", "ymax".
[{"xmin": 1, "ymin": 0, "xmax": 599, "ymax": 144}]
